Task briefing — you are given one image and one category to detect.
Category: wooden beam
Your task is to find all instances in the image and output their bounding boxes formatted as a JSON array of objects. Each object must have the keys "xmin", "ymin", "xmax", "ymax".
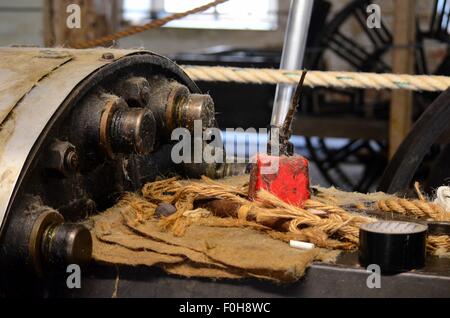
[
  {"xmin": 43, "ymin": 0, "xmax": 122, "ymax": 47},
  {"xmin": 389, "ymin": 0, "xmax": 416, "ymax": 158}
]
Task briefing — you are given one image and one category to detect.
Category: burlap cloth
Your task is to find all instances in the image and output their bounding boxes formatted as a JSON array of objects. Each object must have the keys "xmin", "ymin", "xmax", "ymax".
[
  {"xmin": 89, "ymin": 205, "xmax": 338, "ymax": 283},
  {"xmin": 86, "ymin": 176, "xmax": 450, "ymax": 282}
]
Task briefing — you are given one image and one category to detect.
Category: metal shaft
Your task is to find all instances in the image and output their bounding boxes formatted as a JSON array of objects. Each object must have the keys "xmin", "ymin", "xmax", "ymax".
[{"xmin": 270, "ymin": 0, "xmax": 313, "ymax": 128}]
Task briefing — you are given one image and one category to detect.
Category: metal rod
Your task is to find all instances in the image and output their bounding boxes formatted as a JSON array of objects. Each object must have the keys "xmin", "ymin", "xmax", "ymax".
[{"xmin": 270, "ymin": 0, "xmax": 313, "ymax": 128}]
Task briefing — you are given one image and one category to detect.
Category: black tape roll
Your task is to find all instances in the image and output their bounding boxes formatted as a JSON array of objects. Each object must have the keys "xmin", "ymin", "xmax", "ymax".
[
  {"xmin": 359, "ymin": 221, "xmax": 428, "ymax": 273},
  {"xmin": 427, "ymin": 221, "xmax": 450, "ymax": 235}
]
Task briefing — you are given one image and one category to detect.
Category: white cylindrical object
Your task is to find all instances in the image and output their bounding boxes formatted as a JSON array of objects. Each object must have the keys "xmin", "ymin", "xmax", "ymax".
[
  {"xmin": 290, "ymin": 240, "xmax": 315, "ymax": 250},
  {"xmin": 271, "ymin": 0, "xmax": 314, "ymax": 128},
  {"xmin": 434, "ymin": 186, "xmax": 450, "ymax": 213}
]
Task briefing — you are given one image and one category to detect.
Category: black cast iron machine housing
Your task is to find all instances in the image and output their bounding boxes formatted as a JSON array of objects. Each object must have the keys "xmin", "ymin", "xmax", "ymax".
[{"xmin": 0, "ymin": 48, "xmax": 224, "ymax": 294}]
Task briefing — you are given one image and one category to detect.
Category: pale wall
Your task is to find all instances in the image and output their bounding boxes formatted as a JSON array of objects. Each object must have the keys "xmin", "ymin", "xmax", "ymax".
[
  {"xmin": 0, "ymin": 1, "xmax": 438, "ymax": 55},
  {"xmin": 0, "ymin": 0, "xmax": 290, "ymax": 54}
]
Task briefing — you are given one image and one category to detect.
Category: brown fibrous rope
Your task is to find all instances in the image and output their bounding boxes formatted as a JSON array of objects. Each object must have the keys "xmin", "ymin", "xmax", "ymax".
[
  {"xmin": 71, "ymin": 0, "xmax": 229, "ymax": 49},
  {"xmin": 377, "ymin": 198, "xmax": 450, "ymax": 221},
  {"xmin": 127, "ymin": 177, "xmax": 450, "ymax": 256}
]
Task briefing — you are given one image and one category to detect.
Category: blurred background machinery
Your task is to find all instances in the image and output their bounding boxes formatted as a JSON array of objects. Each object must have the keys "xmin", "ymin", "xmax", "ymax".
[{"xmin": 172, "ymin": 0, "xmax": 450, "ymax": 193}]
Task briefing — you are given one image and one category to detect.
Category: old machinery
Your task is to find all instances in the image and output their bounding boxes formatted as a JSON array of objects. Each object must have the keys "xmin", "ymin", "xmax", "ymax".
[
  {"xmin": 303, "ymin": 0, "xmax": 450, "ymax": 192},
  {"xmin": 0, "ymin": 48, "xmax": 221, "ymax": 288},
  {"xmin": 379, "ymin": 88, "xmax": 450, "ymax": 194}
]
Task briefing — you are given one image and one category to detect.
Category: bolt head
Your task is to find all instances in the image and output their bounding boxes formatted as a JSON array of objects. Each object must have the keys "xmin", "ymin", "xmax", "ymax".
[
  {"xmin": 65, "ymin": 150, "xmax": 79, "ymax": 172},
  {"xmin": 46, "ymin": 140, "xmax": 79, "ymax": 177},
  {"xmin": 101, "ymin": 52, "xmax": 115, "ymax": 60}
]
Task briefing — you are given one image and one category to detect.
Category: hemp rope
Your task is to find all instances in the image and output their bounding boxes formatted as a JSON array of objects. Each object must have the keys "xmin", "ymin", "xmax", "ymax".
[
  {"xmin": 67, "ymin": 0, "xmax": 450, "ymax": 92},
  {"xmin": 71, "ymin": 0, "xmax": 229, "ymax": 49},
  {"xmin": 182, "ymin": 65, "xmax": 450, "ymax": 92},
  {"xmin": 376, "ymin": 198, "xmax": 450, "ymax": 221},
  {"xmin": 139, "ymin": 177, "xmax": 367, "ymax": 243},
  {"xmin": 141, "ymin": 177, "xmax": 450, "ymax": 255},
  {"xmin": 118, "ymin": 177, "xmax": 450, "ymax": 255}
]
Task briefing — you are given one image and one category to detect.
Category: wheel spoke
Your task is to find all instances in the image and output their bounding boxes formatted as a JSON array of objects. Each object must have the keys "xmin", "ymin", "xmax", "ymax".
[
  {"xmin": 353, "ymin": 5, "xmax": 392, "ymax": 50},
  {"xmin": 304, "ymin": 0, "xmax": 450, "ymax": 192},
  {"xmin": 328, "ymin": 31, "xmax": 371, "ymax": 69}
]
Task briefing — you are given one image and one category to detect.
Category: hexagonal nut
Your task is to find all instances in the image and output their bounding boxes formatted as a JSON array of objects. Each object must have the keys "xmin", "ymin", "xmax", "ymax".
[
  {"xmin": 116, "ymin": 77, "xmax": 151, "ymax": 107},
  {"xmin": 45, "ymin": 140, "xmax": 79, "ymax": 177}
]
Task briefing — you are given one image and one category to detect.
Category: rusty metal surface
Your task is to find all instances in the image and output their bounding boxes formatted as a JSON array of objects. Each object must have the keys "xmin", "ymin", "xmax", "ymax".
[{"xmin": 0, "ymin": 48, "xmax": 147, "ymax": 231}]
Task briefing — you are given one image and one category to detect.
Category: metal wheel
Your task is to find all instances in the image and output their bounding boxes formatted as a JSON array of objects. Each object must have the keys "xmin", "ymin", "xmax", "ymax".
[
  {"xmin": 306, "ymin": 137, "xmax": 387, "ymax": 192},
  {"xmin": 378, "ymin": 89, "xmax": 450, "ymax": 194},
  {"xmin": 303, "ymin": 0, "xmax": 450, "ymax": 191}
]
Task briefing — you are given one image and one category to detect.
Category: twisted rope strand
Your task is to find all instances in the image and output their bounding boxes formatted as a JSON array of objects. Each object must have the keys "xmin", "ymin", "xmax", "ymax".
[
  {"xmin": 72, "ymin": 0, "xmax": 229, "ymax": 49},
  {"xmin": 182, "ymin": 65, "xmax": 450, "ymax": 92},
  {"xmin": 135, "ymin": 177, "xmax": 450, "ymax": 254},
  {"xmin": 377, "ymin": 198, "xmax": 450, "ymax": 221},
  {"xmin": 68, "ymin": 0, "xmax": 450, "ymax": 93}
]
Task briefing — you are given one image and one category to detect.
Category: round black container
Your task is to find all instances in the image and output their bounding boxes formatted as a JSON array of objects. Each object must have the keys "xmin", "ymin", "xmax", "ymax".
[{"xmin": 359, "ymin": 221, "xmax": 428, "ymax": 273}]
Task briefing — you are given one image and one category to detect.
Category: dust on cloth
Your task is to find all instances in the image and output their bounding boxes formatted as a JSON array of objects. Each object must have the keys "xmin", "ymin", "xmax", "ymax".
[{"xmin": 90, "ymin": 202, "xmax": 326, "ymax": 282}]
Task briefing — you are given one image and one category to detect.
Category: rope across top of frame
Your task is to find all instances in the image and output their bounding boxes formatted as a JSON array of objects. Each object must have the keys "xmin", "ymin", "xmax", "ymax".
[
  {"xmin": 69, "ymin": 0, "xmax": 450, "ymax": 92},
  {"xmin": 182, "ymin": 65, "xmax": 450, "ymax": 92}
]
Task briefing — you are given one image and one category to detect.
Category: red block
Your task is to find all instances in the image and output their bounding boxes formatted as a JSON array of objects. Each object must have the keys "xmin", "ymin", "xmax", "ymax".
[{"xmin": 249, "ymin": 154, "xmax": 310, "ymax": 207}]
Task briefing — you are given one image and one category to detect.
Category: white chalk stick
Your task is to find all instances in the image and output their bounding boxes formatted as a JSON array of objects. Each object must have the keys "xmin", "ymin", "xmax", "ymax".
[{"xmin": 290, "ymin": 240, "xmax": 315, "ymax": 250}]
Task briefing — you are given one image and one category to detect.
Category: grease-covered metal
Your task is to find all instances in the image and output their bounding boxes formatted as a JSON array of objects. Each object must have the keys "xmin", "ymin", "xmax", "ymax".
[
  {"xmin": 0, "ymin": 48, "xmax": 133, "ymax": 230},
  {"xmin": 0, "ymin": 47, "xmax": 219, "ymax": 283}
]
